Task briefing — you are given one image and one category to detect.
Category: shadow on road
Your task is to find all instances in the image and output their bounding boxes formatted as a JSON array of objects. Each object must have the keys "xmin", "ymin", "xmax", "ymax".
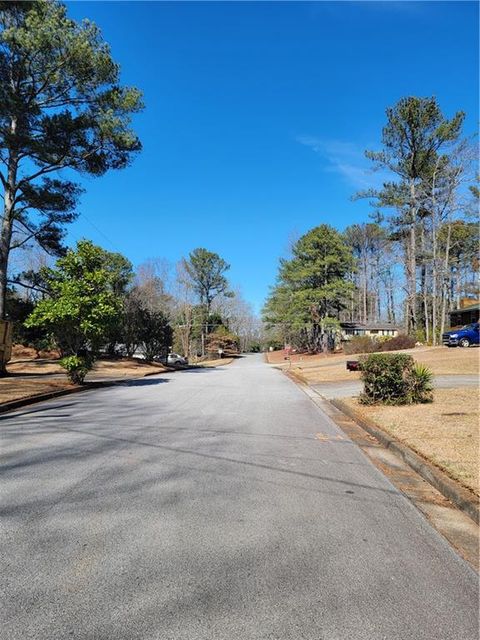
[
  {"xmin": 0, "ymin": 402, "xmax": 77, "ymax": 421},
  {"xmin": 122, "ymin": 378, "xmax": 170, "ymax": 387},
  {"xmin": 6, "ymin": 418, "xmax": 397, "ymax": 498}
]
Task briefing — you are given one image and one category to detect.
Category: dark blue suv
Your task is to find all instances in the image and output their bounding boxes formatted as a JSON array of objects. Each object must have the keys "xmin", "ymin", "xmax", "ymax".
[{"xmin": 442, "ymin": 322, "xmax": 480, "ymax": 347}]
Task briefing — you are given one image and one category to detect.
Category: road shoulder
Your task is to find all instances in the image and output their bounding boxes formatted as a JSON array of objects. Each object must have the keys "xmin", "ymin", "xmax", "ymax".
[{"xmin": 286, "ymin": 372, "xmax": 479, "ymax": 571}]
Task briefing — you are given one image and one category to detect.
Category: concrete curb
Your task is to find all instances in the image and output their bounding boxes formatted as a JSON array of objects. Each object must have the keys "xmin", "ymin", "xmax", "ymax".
[
  {"xmin": 330, "ymin": 397, "xmax": 479, "ymax": 525},
  {"xmin": 0, "ymin": 368, "xmax": 169, "ymax": 415}
]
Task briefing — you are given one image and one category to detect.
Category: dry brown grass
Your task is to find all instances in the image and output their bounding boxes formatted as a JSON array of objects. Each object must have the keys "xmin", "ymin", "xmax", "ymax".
[
  {"xmin": 294, "ymin": 363, "xmax": 361, "ymax": 384},
  {"xmin": 269, "ymin": 346, "xmax": 479, "ymax": 384},
  {"xmin": 265, "ymin": 349, "xmax": 344, "ymax": 366},
  {"xmin": 196, "ymin": 357, "xmax": 234, "ymax": 367},
  {"xmin": 343, "ymin": 387, "xmax": 479, "ymax": 495},
  {"xmin": 413, "ymin": 347, "xmax": 479, "ymax": 375}
]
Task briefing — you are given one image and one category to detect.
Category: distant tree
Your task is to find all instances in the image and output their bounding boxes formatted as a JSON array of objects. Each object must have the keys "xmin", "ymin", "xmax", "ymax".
[
  {"xmin": 184, "ymin": 248, "xmax": 232, "ymax": 355},
  {"xmin": 113, "ymin": 288, "xmax": 172, "ymax": 361},
  {"xmin": 134, "ymin": 259, "xmax": 172, "ymax": 312},
  {"xmin": 264, "ymin": 225, "xmax": 354, "ymax": 352},
  {"xmin": 343, "ymin": 222, "xmax": 388, "ymax": 323},
  {"xmin": 25, "ymin": 240, "xmax": 130, "ymax": 381},
  {"xmin": 205, "ymin": 325, "xmax": 239, "ymax": 355},
  {"xmin": 0, "ymin": 0, "xmax": 143, "ymax": 319},
  {"xmin": 213, "ymin": 288, "xmax": 261, "ymax": 352},
  {"xmin": 170, "ymin": 260, "xmax": 196, "ymax": 358},
  {"xmin": 137, "ymin": 308, "xmax": 172, "ymax": 362},
  {"xmin": 360, "ymin": 96, "xmax": 465, "ymax": 334}
]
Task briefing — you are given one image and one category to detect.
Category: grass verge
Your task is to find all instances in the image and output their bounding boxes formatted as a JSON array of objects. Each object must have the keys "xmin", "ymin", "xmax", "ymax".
[
  {"xmin": 342, "ymin": 387, "xmax": 479, "ymax": 495},
  {"xmin": 268, "ymin": 346, "xmax": 479, "ymax": 384}
]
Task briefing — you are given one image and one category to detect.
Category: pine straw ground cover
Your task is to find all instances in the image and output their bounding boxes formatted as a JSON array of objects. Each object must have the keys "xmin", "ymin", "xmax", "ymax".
[
  {"xmin": 2, "ymin": 348, "xmax": 169, "ymax": 405},
  {"xmin": 3, "ymin": 347, "xmax": 233, "ymax": 405},
  {"xmin": 343, "ymin": 387, "xmax": 479, "ymax": 495}
]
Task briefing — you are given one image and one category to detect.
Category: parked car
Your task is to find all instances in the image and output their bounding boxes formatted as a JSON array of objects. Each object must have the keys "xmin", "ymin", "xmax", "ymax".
[
  {"xmin": 442, "ymin": 322, "xmax": 480, "ymax": 347},
  {"xmin": 167, "ymin": 353, "xmax": 188, "ymax": 365}
]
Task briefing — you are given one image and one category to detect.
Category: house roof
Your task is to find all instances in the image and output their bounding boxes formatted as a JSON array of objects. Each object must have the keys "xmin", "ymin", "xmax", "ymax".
[
  {"xmin": 340, "ymin": 321, "xmax": 401, "ymax": 330},
  {"xmin": 449, "ymin": 303, "xmax": 479, "ymax": 313}
]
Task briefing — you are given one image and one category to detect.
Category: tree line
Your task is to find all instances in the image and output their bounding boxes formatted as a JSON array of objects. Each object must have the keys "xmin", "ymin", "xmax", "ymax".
[
  {"xmin": 10, "ymin": 241, "xmax": 261, "ymax": 381},
  {"xmin": 264, "ymin": 96, "xmax": 478, "ymax": 350}
]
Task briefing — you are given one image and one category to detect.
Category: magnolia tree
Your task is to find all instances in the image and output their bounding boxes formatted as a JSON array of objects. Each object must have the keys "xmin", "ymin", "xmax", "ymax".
[{"xmin": 25, "ymin": 240, "xmax": 132, "ymax": 382}]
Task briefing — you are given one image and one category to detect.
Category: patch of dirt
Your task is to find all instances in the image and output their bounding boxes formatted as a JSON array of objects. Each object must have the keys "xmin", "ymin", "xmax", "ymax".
[{"xmin": 343, "ymin": 387, "xmax": 479, "ymax": 495}]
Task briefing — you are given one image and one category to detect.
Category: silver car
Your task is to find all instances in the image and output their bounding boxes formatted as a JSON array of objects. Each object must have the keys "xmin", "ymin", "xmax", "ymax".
[{"xmin": 167, "ymin": 353, "xmax": 188, "ymax": 365}]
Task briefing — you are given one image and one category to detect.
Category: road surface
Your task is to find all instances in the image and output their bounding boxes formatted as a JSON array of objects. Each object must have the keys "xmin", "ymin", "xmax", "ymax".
[{"xmin": 1, "ymin": 355, "xmax": 478, "ymax": 639}]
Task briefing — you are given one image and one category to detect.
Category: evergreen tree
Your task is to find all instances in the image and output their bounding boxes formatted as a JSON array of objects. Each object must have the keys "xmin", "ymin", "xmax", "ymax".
[
  {"xmin": 264, "ymin": 225, "xmax": 354, "ymax": 352},
  {"xmin": 0, "ymin": 0, "xmax": 143, "ymax": 320}
]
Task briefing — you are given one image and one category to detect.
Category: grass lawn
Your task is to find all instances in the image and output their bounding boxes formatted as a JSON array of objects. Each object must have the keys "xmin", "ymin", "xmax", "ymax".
[
  {"xmin": 343, "ymin": 387, "xmax": 479, "ymax": 495},
  {"xmin": 267, "ymin": 346, "xmax": 479, "ymax": 384}
]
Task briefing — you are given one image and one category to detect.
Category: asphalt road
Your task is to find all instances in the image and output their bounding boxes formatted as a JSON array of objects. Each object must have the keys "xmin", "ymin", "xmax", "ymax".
[{"xmin": 1, "ymin": 355, "xmax": 478, "ymax": 640}]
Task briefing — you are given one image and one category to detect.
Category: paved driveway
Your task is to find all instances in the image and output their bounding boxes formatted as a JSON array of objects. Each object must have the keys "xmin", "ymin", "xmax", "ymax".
[{"xmin": 1, "ymin": 355, "xmax": 478, "ymax": 639}]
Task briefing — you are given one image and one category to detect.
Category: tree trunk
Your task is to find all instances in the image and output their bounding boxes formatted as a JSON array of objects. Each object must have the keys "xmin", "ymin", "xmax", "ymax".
[
  {"xmin": 420, "ymin": 224, "xmax": 429, "ymax": 343},
  {"xmin": 0, "ymin": 155, "xmax": 18, "ymax": 321},
  {"xmin": 431, "ymin": 202, "xmax": 438, "ymax": 345},
  {"xmin": 406, "ymin": 182, "xmax": 417, "ymax": 335},
  {"xmin": 440, "ymin": 222, "xmax": 452, "ymax": 336},
  {"xmin": 0, "ymin": 138, "xmax": 19, "ymax": 374},
  {"xmin": 0, "ymin": 222, "xmax": 11, "ymax": 322},
  {"xmin": 374, "ymin": 253, "xmax": 381, "ymax": 322}
]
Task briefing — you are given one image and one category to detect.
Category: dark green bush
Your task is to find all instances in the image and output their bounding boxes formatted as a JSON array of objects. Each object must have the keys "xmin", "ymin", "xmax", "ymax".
[
  {"xmin": 60, "ymin": 354, "xmax": 94, "ymax": 385},
  {"xmin": 380, "ymin": 334, "xmax": 416, "ymax": 352},
  {"xmin": 359, "ymin": 353, "xmax": 433, "ymax": 405},
  {"xmin": 343, "ymin": 336, "xmax": 377, "ymax": 355}
]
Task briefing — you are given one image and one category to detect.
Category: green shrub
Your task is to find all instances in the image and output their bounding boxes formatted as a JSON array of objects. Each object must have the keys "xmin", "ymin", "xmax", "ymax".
[
  {"xmin": 408, "ymin": 363, "xmax": 434, "ymax": 404},
  {"xmin": 380, "ymin": 334, "xmax": 416, "ymax": 352},
  {"xmin": 359, "ymin": 353, "xmax": 413, "ymax": 405},
  {"xmin": 359, "ymin": 353, "xmax": 433, "ymax": 405},
  {"xmin": 60, "ymin": 354, "xmax": 93, "ymax": 385},
  {"xmin": 343, "ymin": 336, "xmax": 377, "ymax": 355}
]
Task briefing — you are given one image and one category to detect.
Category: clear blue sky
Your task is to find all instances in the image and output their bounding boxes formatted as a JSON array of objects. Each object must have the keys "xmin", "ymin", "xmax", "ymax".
[{"xmin": 65, "ymin": 1, "xmax": 478, "ymax": 313}]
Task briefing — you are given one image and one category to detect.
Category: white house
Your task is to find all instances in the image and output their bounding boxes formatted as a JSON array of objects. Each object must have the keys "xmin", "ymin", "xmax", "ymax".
[{"xmin": 339, "ymin": 321, "xmax": 400, "ymax": 340}]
